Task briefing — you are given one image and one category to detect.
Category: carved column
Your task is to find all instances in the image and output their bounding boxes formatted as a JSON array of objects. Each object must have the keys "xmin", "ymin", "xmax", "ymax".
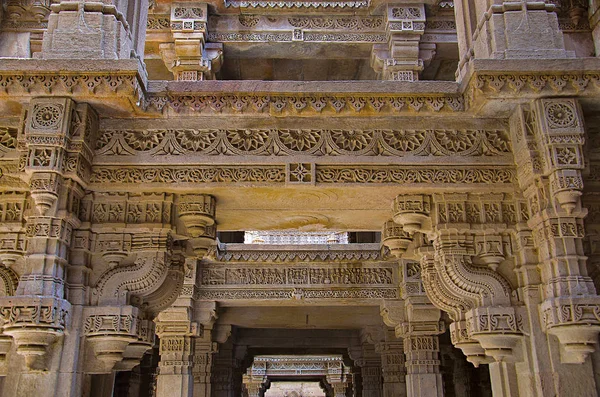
[
  {"xmin": 212, "ymin": 338, "xmax": 243, "ymax": 397},
  {"xmin": 371, "ymin": 4, "xmax": 425, "ymax": 81},
  {"xmin": 325, "ymin": 357, "xmax": 351, "ymax": 397},
  {"xmin": 403, "ymin": 335, "xmax": 443, "ymax": 397},
  {"xmin": 0, "ymin": 98, "xmax": 96, "ymax": 397},
  {"xmin": 380, "ymin": 261, "xmax": 444, "ymax": 397},
  {"xmin": 242, "ymin": 373, "xmax": 266, "ymax": 397},
  {"xmin": 509, "ymin": 98, "xmax": 600, "ymax": 396},
  {"xmin": 191, "ymin": 304, "xmax": 224, "ymax": 397},
  {"xmin": 160, "ymin": 2, "xmax": 223, "ymax": 81},
  {"xmin": 40, "ymin": 0, "xmax": 148, "ymax": 61},
  {"xmin": 192, "ymin": 333, "xmax": 216, "ymax": 397},
  {"xmin": 376, "ymin": 327, "xmax": 406, "ymax": 397},
  {"xmin": 354, "ymin": 328, "xmax": 383, "ymax": 397},
  {"xmin": 155, "ymin": 313, "xmax": 197, "ymax": 397},
  {"xmin": 154, "ymin": 195, "xmax": 219, "ymax": 397}
]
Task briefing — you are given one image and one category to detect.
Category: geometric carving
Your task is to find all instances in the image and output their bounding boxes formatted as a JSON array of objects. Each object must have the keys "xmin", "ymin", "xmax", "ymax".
[
  {"xmin": 544, "ymin": 101, "xmax": 577, "ymax": 129},
  {"xmin": 31, "ymin": 103, "xmax": 64, "ymax": 130}
]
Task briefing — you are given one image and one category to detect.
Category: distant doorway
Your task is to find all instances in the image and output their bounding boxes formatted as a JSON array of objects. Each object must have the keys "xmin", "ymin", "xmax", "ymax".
[{"xmin": 264, "ymin": 381, "xmax": 326, "ymax": 397}]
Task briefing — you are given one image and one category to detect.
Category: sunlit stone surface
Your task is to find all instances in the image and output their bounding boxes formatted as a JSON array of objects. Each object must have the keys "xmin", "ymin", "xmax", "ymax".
[{"xmin": 0, "ymin": 1, "xmax": 600, "ymax": 396}]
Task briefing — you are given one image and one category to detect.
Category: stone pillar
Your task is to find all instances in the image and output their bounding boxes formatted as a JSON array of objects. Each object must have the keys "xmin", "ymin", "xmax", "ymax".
[
  {"xmin": 509, "ymin": 98, "xmax": 600, "ymax": 396},
  {"xmin": 354, "ymin": 330, "xmax": 383, "ymax": 397},
  {"xmin": 155, "ymin": 308, "xmax": 198, "ymax": 397},
  {"xmin": 192, "ymin": 310, "xmax": 225, "ymax": 397},
  {"xmin": 371, "ymin": 4, "xmax": 425, "ymax": 81},
  {"xmin": 376, "ymin": 328, "xmax": 406, "ymax": 397},
  {"xmin": 396, "ymin": 261, "xmax": 444, "ymax": 397},
  {"xmin": 212, "ymin": 339, "xmax": 244, "ymax": 397},
  {"xmin": 192, "ymin": 328, "xmax": 218, "ymax": 397},
  {"xmin": 159, "ymin": 2, "xmax": 223, "ymax": 81},
  {"xmin": 380, "ymin": 241, "xmax": 444, "ymax": 397},
  {"xmin": 40, "ymin": 0, "xmax": 149, "ymax": 60},
  {"xmin": 0, "ymin": 98, "xmax": 98, "ymax": 397},
  {"xmin": 403, "ymin": 335, "xmax": 443, "ymax": 397},
  {"xmin": 154, "ymin": 198, "xmax": 218, "ymax": 397}
]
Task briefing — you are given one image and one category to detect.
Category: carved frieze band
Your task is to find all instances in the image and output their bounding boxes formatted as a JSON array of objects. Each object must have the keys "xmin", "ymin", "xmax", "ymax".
[
  {"xmin": 223, "ymin": 0, "xmax": 369, "ymax": 9},
  {"xmin": 472, "ymin": 73, "xmax": 600, "ymax": 96},
  {"xmin": 195, "ymin": 263, "xmax": 399, "ymax": 300},
  {"xmin": 195, "ymin": 288, "xmax": 399, "ymax": 300},
  {"xmin": 95, "ymin": 128, "xmax": 511, "ymax": 158},
  {"xmin": 0, "ymin": 73, "xmax": 143, "ymax": 98},
  {"xmin": 200, "ymin": 264, "xmax": 395, "ymax": 286},
  {"xmin": 213, "ymin": 247, "xmax": 384, "ymax": 262},
  {"xmin": 207, "ymin": 31, "xmax": 386, "ymax": 43},
  {"xmin": 89, "ymin": 165, "xmax": 516, "ymax": 185},
  {"xmin": 147, "ymin": 94, "xmax": 464, "ymax": 115}
]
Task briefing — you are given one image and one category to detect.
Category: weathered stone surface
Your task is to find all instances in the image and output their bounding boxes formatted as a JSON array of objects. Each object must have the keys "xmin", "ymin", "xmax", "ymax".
[{"xmin": 0, "ymin": 1, "xmax": 599, "ymax": 396}]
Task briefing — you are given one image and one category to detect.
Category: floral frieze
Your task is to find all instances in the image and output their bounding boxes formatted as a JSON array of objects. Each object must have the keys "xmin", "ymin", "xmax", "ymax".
[
  {"xmin": 89, "ymin": 165, "xmax": 516, "ymax": 186},
  {"xmin": 95, "ymin": 128, "xmax": 511, "ymax": 158}
]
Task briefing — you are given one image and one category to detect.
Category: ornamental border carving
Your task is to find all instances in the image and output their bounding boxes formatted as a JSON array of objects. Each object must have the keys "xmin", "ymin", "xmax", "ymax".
[
  {"xmin": 147, "ymin": 93, "xmax": 464, "ymax": 115},
  {"xmin": 95, "ymin": 128, "xmax": 511, "ymax": 158},
  {"xmin": 89, "ymin": 165, "xmax": 516, "ymax": 186},
  {"xmin": 471, "ymin": 72, "xmax": 600, "ymax": 96},
  {"xmin": 200, "ymin": 263, "xmax": 396, "ymax": 286},
  {"xmin": 195, "ymin": 287, "xmax": 399, "ymax": 300}
]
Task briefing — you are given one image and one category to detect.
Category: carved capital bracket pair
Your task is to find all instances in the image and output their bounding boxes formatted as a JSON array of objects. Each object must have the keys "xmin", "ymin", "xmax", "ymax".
[
  {"xmin": 159, "ymin": 2, "xmax": 223, "ymax": 81},
  {"xmin": 370, "ymin": 4, "xmax": 427, "ymax": 81},
  {"xmin": 383, "ymin": 193, "xmax": 524, "ymax": 365}
]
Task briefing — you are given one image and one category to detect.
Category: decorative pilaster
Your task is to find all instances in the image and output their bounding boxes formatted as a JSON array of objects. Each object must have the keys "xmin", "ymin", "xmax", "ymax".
[
  {"xmin": 381, "ymin": 260, "xmax": 444, "ymax": 397},
  {"xmin": 160, "ymin": 2, "xmax": 223, "ymax": 81},
  {"xmin": 355, "ymin": 328, "xmax": 383, "ymax": 397},
  {"xmin": 375, "ymin": 328, "xmax": 406, "ymax": 397},
  {"xmin": 511, "ymin": 99, "xmax": 600, "ymax": 365},
  {"xmin": 371, "ymin": 4, "xmax": 425, "ymax": 81},
  {"xmin": 155, "ymin": 307, "xmax": 199, "ymax": 397}
]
